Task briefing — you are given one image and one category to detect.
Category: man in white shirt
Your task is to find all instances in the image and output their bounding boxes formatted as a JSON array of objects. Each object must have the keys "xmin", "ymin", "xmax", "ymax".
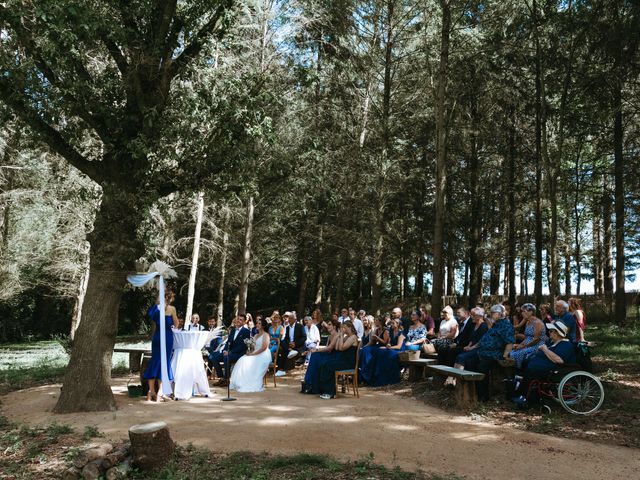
[
  {"xmin": 338, "ymin": 308, "xmax": 349, "ymax": 323},
  {"xmin": 185, "ymin": 313, "xmax": 205, "ymax": 331},
  {"xmin": 349, "ymin": 308, "xmax": 364, "ymax": 340}
]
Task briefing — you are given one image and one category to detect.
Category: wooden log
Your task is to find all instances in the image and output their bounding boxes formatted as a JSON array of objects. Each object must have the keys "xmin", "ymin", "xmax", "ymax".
[
  {"xmin": 129, "ymin": 421, "xmax": 174, "ymax": 471},
  {"xmin": 105, "ymin": 457, "xmax": 131, "ymax": 480},
  {"xmin": 72, "ymin": 443, "xmax": 113, "ymax": 469}
]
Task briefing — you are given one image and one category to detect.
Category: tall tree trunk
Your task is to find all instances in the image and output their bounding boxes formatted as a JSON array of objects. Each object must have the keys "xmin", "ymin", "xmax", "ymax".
[
  {"xmin": 185, "ymin": 192, "xmax": 204, "ymax": 322},
  {"xmin": 489, "ymin": 262, "xmax": 500, "ymax": 295},
  {"xmin": 592, "ymin": 204, "xmax": 603, "ymax": 295},
  {"xmin": 54, "ymin": 187, "xmax": 144, "ymax": 413},
  {"xmin": 573, "ymin": 144, "xmax": 583, "ymax": 297},
  {"xmin": 237, "ymin": 196, "xmax": 254, "ymax": 316},
  {"xmin": 463, "ymin": 261, "xmax": 469, "ymax": 297},
  {"xmin": 613, "ymin": 80, "xmax": 626, "ymax": 324},
  {"xmin": 216, "ymin": 212, "xmax": 230, "ymax": 328},
  {"xmin": 602, "ymin": 180, "xmax": 614, "ymax": 302},
  {"xmin": 506, "ymin": 106, "xmax": 517, "ymax": 304},
  {"xmin": 335, "ymin": 251, "xmax": 348, "ymax": 313},
  {"xmin": 371, "ymin": 218, "xmax": 384, "ymax": 315},
  {"xmin": 70, "ymin": 249, "xmax": 90, "ymax": 340},
  {"xmin": 314, "ymin": 225, "xmax": 325, "ymax": 307},
  {"xmin": 416, "ymin": 254, "xmax": 424, "ymax": 299},
  {"xmin": 431, "ymin": 0, "xmax": 451, "ymax": 317},
  {"xmin": 533, "ymin": 0, "xmax": 544, "ymax": 305},
  {"xmin": 520, "ymin": 254, "xmax": 526, "ymax": 296},
  {"xmin": 564, "ymin": 254, "xmax": 572, "ymax": 296},
  {"xmin": 446, "ymin": 257, "xmax": 455, "ymax": 296}
]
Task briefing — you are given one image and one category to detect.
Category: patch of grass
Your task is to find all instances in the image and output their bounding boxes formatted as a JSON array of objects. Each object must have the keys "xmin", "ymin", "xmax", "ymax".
[
  {"xmin": 132, "ymin": 448, "xmax": 463, "ymax": 480},
  {"xmin": 82, "ymin": 425, "xmax": 103, "ymax": 441},
  {"xmin": 46, "ymin": 421, "xmax": 73, "ymax": 439}
]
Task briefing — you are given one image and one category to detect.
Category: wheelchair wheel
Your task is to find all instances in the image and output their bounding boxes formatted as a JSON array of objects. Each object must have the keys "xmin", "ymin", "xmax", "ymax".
[{"xmin": 557, "ymin": 371, "xmax": 604, "ymax": 415}]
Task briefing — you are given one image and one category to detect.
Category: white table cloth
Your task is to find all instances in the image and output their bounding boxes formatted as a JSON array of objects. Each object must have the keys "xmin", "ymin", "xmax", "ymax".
[{"xmin": 171, "ymin": 330, "xmax": 212, "ymax": 400}]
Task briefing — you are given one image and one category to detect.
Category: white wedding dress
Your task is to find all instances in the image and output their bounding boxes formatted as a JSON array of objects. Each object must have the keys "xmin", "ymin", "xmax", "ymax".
[{"xmin": 229, "ymin": 332, "xmax": 272, "ymax": 392}]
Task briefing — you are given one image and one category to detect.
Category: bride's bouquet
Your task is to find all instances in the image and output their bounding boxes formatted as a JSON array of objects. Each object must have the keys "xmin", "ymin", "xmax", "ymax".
[{"xmin": 244, "ymin": 336, "xmax": 256, "ymax": 353}]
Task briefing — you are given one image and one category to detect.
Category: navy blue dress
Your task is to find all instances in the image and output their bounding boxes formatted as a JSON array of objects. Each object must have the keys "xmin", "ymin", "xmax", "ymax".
[
  {"xmin": 318, "ymin": 345, "xmax": 358, "ymax": 396},
  {"xmin": 359, "ymin": 329, "xmax": 388, "ymax": 385},
  {"xmin": 369, "ymin": 329, "xmax": 404, "ymax": 387},
  {"xmin": 304, "ymin": 350, "xmax": 338, "ymax": 393},
  {"xmin": 143, "ymin": 304, "xmax": 174, "ymax": 381}
]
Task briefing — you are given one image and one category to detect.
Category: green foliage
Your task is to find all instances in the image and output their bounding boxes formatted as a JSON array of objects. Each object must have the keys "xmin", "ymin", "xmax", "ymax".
[{"xmin": 82, "ymin": 425, "xmax": 103, "ymax": 441}]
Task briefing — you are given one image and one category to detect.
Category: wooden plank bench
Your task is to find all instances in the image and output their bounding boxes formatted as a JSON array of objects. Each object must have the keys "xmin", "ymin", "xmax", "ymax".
[
  {"xmin": 400, "ymin": 358, "xmax": 438, "ymax": 381},
  {"xmin": 114, "ymin": 347, "xmax": 151, "ymax": 373},
  {"xmin": 425, "ymin": 364, "xmax": 485, "ymax": 408}
]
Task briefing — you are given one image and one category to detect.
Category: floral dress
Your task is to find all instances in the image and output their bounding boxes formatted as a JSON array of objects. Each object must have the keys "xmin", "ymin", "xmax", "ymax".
[
  {"xmin": 509, "ymin": 321, "xmax": 547, "ymax": 368},
  {"xmin": 405, "ymin": 325, "xmax": 427, "ymax": 351}
]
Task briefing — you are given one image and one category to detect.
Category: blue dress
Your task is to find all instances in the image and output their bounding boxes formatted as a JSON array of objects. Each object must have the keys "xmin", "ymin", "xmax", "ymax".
[
  {"xmin": 318, "ymin": 345, "xmax": 359, "ymax": 396},
  {"xmin": 359, "ymin": 329, "xmax": 387, "ymax": 385},
  {"xmin": 367, "ymin": 329, "xmax": 404, "ymax": 387},
  {"xmin": 304, "ymin": 350, "xmax": 338, "ymax": 393},
  {"xmin": 143, "ymin": 304, "xmax": 174, "ymax": 381},
  {"xmin": 509, "ymin": 322, "xmax": 547, "ymax": 368}
]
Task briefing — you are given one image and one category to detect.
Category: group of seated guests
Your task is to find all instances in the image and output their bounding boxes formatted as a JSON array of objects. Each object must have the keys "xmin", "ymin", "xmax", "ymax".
[{"xmin": 203, "ymin": 298, "xmax": 587, "ymax": 403}]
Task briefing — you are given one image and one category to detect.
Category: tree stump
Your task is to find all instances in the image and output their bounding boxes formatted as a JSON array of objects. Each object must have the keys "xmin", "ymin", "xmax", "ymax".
[{"xmin": 129, "ymin": 422, "xmax": 174, "ymax": 471}]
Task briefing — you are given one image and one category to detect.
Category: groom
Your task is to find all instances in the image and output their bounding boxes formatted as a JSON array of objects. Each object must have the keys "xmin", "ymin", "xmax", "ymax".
[
  {"xmin": 211, "ymin": 314, "xmax": 250, "ymax": 386},
  {"xmin": 275, "ymin": 311, "xmax": 306, "ymax": 377}
]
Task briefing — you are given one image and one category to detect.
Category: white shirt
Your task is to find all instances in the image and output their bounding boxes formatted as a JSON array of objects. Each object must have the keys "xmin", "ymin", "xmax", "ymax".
[
  {"xmin": 305, "ymin": 324, "xmax": 320, "ymax": 347},
  {"xmin": 353, "ymin": 318, "xmax": 364, "ymax": 339},
  {"xmin": 186, "ymin": 323, "xmax": 205, "ymax": 331},
  {"xmin": 338, "ymin": 315, "xmax": 348, "ymax": 323},
  {"xmin": 438, "ymin": 318, "xmax": 458, "ymax": 338}
]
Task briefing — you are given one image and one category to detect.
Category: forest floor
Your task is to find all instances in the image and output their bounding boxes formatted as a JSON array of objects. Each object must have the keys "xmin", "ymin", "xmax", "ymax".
[
  {"xmin": 0, "ymin": 324, "xmax": 638, "ymax": 479},
  {"xmin": 402, "ymin": 323, "xmax": 640, "ymax": 449},
  {"xmin": 1, "ymin": 367, "xmax": 639, "ymax": 480}
]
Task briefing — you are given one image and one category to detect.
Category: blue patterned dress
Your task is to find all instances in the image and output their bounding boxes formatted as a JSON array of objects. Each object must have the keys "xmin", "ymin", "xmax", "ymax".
[
  {"xmin": 143, "ymin": 304, "xmax": 174, "ymax": 381},
  {"xmin": 509, "ymin": 321, "xmax": 547, "ymax": 368}
]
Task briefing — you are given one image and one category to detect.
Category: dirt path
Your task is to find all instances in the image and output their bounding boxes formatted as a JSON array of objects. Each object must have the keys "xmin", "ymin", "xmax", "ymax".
[{"xmin": 2, "ymin": 374, "xmax": 638, "ymax": 480}]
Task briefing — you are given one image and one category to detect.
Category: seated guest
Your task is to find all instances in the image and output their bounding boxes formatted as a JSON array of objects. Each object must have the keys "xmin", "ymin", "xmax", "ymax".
[
  {"xmin": 359, "ymin": 316, "xmax": 390, "ymax": 385},
  {"xmin": 302, "ymin": 320, "xmax": 341, "ymax": 393},
  {"xmin": 509, "ymin": 303, "xmax": 547, "ymax": 368},
  {"xmin": 206, "ymin": 316, "xmax": 217, "ymax": 331},
  {"xmin": 455, "ymin": 304, "xmax": 515, "ymax": 401},
  {"xmin": 363, "ymin": 318, "xmax": 405, "ymax": 387},
  {"xmin": 246, "ymin": 313, "xmax": 258, "ymax": 336},
  {"xmin": 431, "ymin": 305, "xmax": 458, "ymax": 352},
  {"xmin": 502, "ymin": 300, "xmax": 513, "ymax": 324},
  {"xmin": 540, "ymin": 303, "xmax": 553, "ymax": 324},
  {"xmin": 275, "ymin": 312, "xmax": 306, "ymax": 377},
  {"xmin": 511, "ymin": 307, "xmax": 526, "ymax": 333},
  {"xmin": 210, "ymin": 315, "xmax": 250, "ymax": 386},
  {"xmin": 442, "ymin": 307, "xmax": 486, "ymax": 366},
  {"xmin": 303, "ymin": 316, "xmax": 321, "ymax": 362},
  {"xmin": 185, "ymin": 313, "xmax": 205, "ymax": 331},
  {"xmin": 513, "ymin": 321, "xmax": 576, "ymax": 406},
  {"xmin": 404, "ymin": 310, "xmax": 427, "ymax": 351},
  {"xmin": 420, "ymin": 304, "xmax": 436, "ymax": 338},
  {"xmin": 569, "ymin": 297, "xmax": 586, "ymax": 342},
  {"xmin": 268, "ymin": 313, "xmax": 284, "ymax": 355},
  {"xmin": 361, "ymin": 315, "xmax": 374, "ymax": 347},
  {"xmin": 348, "ymin": 308, "xmax": 365, "ymax": 340},
  {"xmin": 451, "ymin": 307, "xmax": 488, "ymax": 367},
  {"xmin": 315, "ymin": 321, "xmax": 359, "ymax": 399},
  {"xmin": 553, "ymin": 300, "xmax": 577, "ymax": 343}
]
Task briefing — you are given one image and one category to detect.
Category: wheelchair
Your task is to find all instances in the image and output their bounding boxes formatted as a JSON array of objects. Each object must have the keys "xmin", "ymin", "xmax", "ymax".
[{"xmin": 527, "ymin": 365, "xmax": 605, "ymax": 415}]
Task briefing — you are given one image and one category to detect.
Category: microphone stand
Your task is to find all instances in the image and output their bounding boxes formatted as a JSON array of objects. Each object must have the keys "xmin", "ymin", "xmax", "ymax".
[{"xmin": 221, "ymin": 353, "xmax": 236, "ymax": 402}]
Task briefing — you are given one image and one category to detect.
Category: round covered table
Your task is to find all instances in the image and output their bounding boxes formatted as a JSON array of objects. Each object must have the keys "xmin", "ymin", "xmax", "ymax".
[{"xmin": 171, "ymin": 330, "xmax": 212, "ymax": 400}]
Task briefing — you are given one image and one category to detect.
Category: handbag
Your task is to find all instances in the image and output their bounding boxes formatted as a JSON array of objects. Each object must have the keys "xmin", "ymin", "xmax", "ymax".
[{"xmin": 422, "ymin": 342, "xmax": 436, "ymax": 354}]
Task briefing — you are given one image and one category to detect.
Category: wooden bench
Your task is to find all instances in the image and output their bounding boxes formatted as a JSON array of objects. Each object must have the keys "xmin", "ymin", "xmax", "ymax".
[
  {"xmin": 400, "ymin": 358, "xmax": 438, "ymax": 381},
  {"xmin": 114, "ymin": 347, "xmax": 151, "ymax": 373},
  {"xmin": 425, "ymin": 364, "xmax": 485, "ymax": 408}
]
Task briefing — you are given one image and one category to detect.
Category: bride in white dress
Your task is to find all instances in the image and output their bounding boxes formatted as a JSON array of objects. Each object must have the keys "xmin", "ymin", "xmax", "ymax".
[{"xmin": 230, "ymin": 317, "xmax": 272, "ymax": 392}]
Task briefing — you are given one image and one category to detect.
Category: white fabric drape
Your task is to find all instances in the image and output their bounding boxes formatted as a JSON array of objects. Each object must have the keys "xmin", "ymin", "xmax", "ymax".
[{"xmin": 127, "ymin": 272, "xmax": 172, "ymax": 396}]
